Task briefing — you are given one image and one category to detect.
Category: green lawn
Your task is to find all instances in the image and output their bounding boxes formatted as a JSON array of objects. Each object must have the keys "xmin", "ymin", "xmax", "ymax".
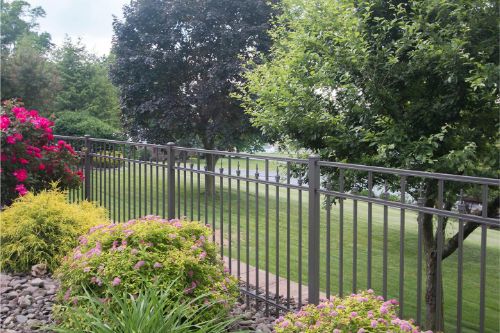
[{"xmin": 70, "ymin": 162, "xmax": 500, "ymax": 333}]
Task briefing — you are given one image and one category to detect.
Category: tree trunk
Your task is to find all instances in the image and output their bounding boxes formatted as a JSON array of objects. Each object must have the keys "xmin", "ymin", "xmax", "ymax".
[
  {"xmin": 424, "ymin": 245, "xmax": 444, "ymax": 331},
  {"xmin": 422, "ymin": 195, "xmax": 444, "ymax": 332},
  {"xmin": 204, "ymin": 152, "xmax": 219, "ymax": 198}
]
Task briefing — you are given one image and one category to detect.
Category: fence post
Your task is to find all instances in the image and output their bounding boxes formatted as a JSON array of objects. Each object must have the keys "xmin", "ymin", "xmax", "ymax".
[
  {"xmin": 308, "ymin": 154, "xmax": 321, "ymax": 304},
  {"xmin": 83, "ymin": 135, "xmax": 91, "ymax": 200},
  {"xmin": 167, "ymin": 142, "xmax": 176, "ymax": 219}
]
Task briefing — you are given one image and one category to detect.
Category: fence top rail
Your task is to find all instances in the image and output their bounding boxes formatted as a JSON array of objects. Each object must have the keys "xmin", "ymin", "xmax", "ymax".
[
  {"xmin": 318, "ymin": 160, "xmax": 499, "ymax": 186},
  {"xmin": 171, "ymin": 146, "xmax": 308, "ymax": 164},
  {"xmin": 55, "ymin": 135, "xmax": 498, "ymax": 186}
]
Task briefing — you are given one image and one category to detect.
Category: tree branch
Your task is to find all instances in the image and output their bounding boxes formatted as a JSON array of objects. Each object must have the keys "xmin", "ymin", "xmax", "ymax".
[
  {"xmin": 442, "ymin": 221, "xmax": 480, "ymax": 260},
  {"xmin": 442, "ymin": 196, "xmax": 499, "ymax": 260}
]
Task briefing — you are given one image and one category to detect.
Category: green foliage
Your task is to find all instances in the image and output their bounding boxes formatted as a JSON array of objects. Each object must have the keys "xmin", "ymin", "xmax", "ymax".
[
  {"xmin": 53, "ymin": 38, "xmax": 121, "ymax": 127},
  {"xmin": 0, "ymin": 189, "xmax": 109, "ymax": 273},
  {"xmin": 51, "ymin": 282, "xmax": 240, "ymax": 333},
  {"xmin": 54, "ymin": 216, "xmax": 238, "ymax": 329},
  {"xmin": 92, "ymin": 150, "xmax": 125, "ymax": 169},
  {"xmin": 238, "ymin": 0, "xmax": 498, "ymax": 180},
  {"xmin": 54, "ymin": 112, "xmax": 123, "ymax": 140},
  {"xmin": 0, "ymin": 0, "xmax": 52, "ymax": 52},
  {"xmin": 110, "ymin": 0, "xmax": 274, "ymax": 151},
  {"xmin": 1, "ymin": 35, "xmax": 58, "ymax": 111},
  {"xmin": 274, "ymin": 290, "xmax": 425, "ymax": 333}
]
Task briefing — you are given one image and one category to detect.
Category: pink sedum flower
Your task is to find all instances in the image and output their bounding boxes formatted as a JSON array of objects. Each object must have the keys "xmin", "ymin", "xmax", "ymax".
[
  {"xmin": 112, "ymin": 277, "xmax": 121, "ymax": 286},
  {"xmin": 133, "ymin": 260, "xmax": 146, "ymax": 270}
]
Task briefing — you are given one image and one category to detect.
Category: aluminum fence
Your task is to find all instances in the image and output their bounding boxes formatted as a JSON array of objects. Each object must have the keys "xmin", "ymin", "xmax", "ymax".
[{"xmin": 57, "ymin": 135, "xmax": 499, "ymax": 333}]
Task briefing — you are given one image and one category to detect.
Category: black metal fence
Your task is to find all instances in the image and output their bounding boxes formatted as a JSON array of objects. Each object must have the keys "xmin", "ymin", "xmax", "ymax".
[{"xmin": 57, "ymin": 135, "xmax": 499, "ymax": 333}]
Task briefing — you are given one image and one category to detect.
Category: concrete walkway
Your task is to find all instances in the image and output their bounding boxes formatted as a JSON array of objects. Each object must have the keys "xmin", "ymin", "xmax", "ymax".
[{"xmin": 213, "ymin": 230, "xmax": 324, "ymax": 305}]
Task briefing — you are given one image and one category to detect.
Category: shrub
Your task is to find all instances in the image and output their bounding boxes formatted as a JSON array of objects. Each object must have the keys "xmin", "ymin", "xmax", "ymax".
[
  {"xmin": 273, "ymin": 290, "xmax": 431, "ymax": 333},
  {"xmin": 51, "ymin": 281, "xmax": 239, "ymax": 333},
  {"xmin": 1, "ymin": 99, "xmax": 82, "ymax": 206},
  {"xmin": 54, "ymin": 216, "xmax": 238, "ymax": 328},
  {"xmin": 0, "ymin": 189, "xmax": 108, "ymax": 273},
  {"xmin": 54, "ymin": 112, "xmax": 124, "ymax": 140},
  {"xmin": 92, "ymin": 150, "xmax": 125, "ymax": 169}
]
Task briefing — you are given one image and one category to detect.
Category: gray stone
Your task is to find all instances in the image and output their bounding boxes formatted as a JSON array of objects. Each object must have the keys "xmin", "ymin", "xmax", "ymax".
[
  {"xmin": 31, "ymin": 264, "xmax": 47, "ymax": 277},
  {"xmin": 46, "ymin": 288, "xmax": 57, "ymax": 295},
  {"xmin": 29, "ymin": 278, "xmax": 44, "ymax": 287},
  {"xmin": 27, "ymin": 318, "xmax": 42, "ymax": 328},
  {"xmin": 18, "ymin": 295, "xmax": 32, "ymax": 309},
  {"xmin": 15, "ymin": 314, "xmax": 28, "ymax": 323},
  {"xmin": 4, "ymin": 291, "xmax": 17, "ymax": 300}
]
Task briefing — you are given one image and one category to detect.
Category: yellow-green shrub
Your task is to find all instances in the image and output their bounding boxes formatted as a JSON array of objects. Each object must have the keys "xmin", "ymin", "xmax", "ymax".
[
  {"xmin": 54, "ymin": 216, "xmax": 238, "ymax": 329},
  {"xmin": 0, "ymin": 189, "xmax": 109, "ymax": 273}
]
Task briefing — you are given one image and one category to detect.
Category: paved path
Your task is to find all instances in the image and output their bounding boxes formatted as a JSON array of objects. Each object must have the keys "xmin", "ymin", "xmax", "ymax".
[{"xmin": 213, "ymin": 230, "xmax": 325, "ymax": 305}]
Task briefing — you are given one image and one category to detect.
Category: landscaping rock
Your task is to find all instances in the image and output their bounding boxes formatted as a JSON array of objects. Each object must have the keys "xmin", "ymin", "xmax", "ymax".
[
  {"xmin": 29, "ymin": 278, "xmax": 44, "ymax": 288},
  {"xmin": 31, "ymin": 264, "xmax": 47, "ymax": 277},
  {"xmin": 0, "ymin": 266, "xmax": 59, "ymax": 332}
]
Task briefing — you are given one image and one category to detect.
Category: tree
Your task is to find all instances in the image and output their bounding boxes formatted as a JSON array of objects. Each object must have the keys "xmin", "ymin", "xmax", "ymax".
[
  {"xmin": 1, "ymin": 35, "xmax": 59, "ymax": 111},
  {"xmin": 1, "ymin": 0, "xmax": 56, "ymax": 111},
  {"xmin": 53, "ymin": 38, "xmax": 121, "ymax": 128},
  {"xmin": 110, "ymin": 0, "xmax": 274, "ymax": 155},
  {"xmin": 0, "ymin": 0, "xmax": 52, "ymax": 52},
  {"xmin": 237, "ymin": 0, "xmax": 499, "ymax": 330}
]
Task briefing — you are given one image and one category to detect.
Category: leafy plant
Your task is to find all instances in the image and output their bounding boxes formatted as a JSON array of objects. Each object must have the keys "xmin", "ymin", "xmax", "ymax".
[
  {"xmin": 54, "ymin": 112, "xmax": 123, "ymax": 141},
  {"xmin": 92, "ymin": 150, "xmax": 125, "ymax": 169},
  {"xmin": 274, "ymin": 290, "xmax": 430, "ymax": 333},
  {"xmin": 54, "ymin": 216, "xmax": 238, "ymax": 329},
  {"xmin": 0, "ymin": 188, "xmax": 109, "ymax": 272},
  {"xmin": 51, "ymin": 280, "xmax": 241, "ymax": 333},
  {"xmin": 1, "ymin": 99, "xmax": 82, "ymax": 206}
]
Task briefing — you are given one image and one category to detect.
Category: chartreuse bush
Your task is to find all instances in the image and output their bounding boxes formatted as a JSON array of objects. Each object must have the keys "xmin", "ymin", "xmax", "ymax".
[
  {"xmin": 0, "ymin": 189, "xmax": 108, "ymax": 273},
  {"xmin": 51, "ymin": 281, "xmax": 239, "ymax": 333},
  {"xmin": 274, "ymin": 290, "xmax": 431, "ymax": 333},
  {"xmin": 53, "ymin": 216, "xmax": 238, "ymax": 329}
]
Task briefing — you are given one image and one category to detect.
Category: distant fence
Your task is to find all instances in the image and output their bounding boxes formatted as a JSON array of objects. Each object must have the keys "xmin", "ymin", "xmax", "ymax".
[{"xmin": 56, "ymin": 135, "xmax": 499, "ymax": 333}]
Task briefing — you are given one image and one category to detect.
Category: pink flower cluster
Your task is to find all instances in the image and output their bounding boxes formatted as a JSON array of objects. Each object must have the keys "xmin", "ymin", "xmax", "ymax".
[
  {"xmin": 274, "ymin": 290, "xmax": 432, "ymax": 333},
  {"xmin": 1, "ymin": 100, "xmax": 82, "ymax": 205}
]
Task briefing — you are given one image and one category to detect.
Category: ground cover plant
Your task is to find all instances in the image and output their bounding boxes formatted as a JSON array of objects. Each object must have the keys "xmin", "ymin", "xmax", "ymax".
[
  {"xmin": 0, "ymin": 99, "xmax": 82, "ymax": 206},
  {"xmin": 51, "ymin": 281, "xmax": 239, "ymax": 333},
  {"xmin": 0, "ymin": 188, "xmax": 108, "ymax": 272},
  {"xmin": 54, "ymin": 215, "xmax": 238, "ymax": 329},
  {"xmin": 274, "ymin": 290, "xmax": 430, "ymax": 333}
]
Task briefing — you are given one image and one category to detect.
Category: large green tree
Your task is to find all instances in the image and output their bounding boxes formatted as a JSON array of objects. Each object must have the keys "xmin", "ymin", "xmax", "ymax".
[
  {"xmin": 110, "ymin": 0, "xmax": 274, "ymax": 155},
  {"xmin": 1, "ymin": 0, "xmax": 56, "ymax": 110},
  {"xmin": 238, "ymin": 0, "xmax": 499, "ymax": 330},
  {"xmin": 0, "ymin": 0, "xmax": 51, "ymax": 52},
  {"xmin": 53, "ymin": 38, "xmax": 121, "ymax": 127}
]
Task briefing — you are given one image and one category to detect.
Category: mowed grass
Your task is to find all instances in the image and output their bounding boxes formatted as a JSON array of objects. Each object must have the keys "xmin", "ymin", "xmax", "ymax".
[{"xmin": 70, "ymin": 162, "xmax": 500, "ymax": 333}]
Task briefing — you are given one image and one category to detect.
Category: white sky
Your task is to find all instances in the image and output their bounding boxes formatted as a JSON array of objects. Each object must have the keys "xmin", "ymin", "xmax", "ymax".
[{"xmin": 27, "ymin": 0, "xmax": 130, "ymax": 56}]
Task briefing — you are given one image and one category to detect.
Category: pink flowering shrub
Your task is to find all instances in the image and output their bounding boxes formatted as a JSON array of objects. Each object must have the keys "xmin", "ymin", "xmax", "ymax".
[
  {"xmin": 274, "ymin": 290, "xmax": 432, "ymax": 333},
  {"xmin": 1, "ymin": 99, "xmax": 82, "ymax": 206},
  {"xmin": 53, "ymin": 216, "xmax": 238, "ymax": 328}
]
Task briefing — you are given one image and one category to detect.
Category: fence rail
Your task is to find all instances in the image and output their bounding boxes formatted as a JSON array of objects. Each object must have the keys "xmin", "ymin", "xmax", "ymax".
[{"xmin": 57, "ymin": 135, "xmax": 499, "ymax": 333}]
